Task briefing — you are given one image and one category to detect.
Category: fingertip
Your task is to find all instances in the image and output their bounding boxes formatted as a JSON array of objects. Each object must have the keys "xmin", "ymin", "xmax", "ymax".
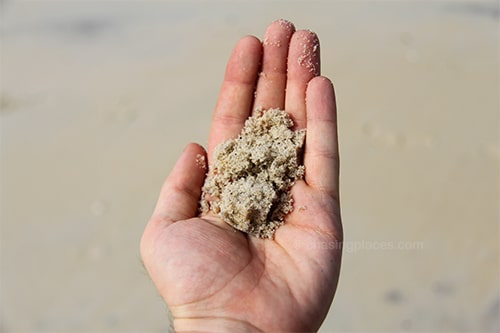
[
  {"xmin": 183, "ymin": 142, "xmax": 208, "ymax": 172},
  {"xmin": 239, "ymin": 35, "xmax": 262, "ymax": 49},
  {"xmin": 184, "ymin": 142, "xmax": 206, "ymax": 155},
  {"xmin": 306, "ymin": 76, "xmax": 336, "ymax": 119},
  {"xmin": 290, "ymin": 29, "xmax": 320, "ymax": 75},
  {"xmin": 235, "ymin": 35, "xmax": 262, "ymax": 58},
  {"xmin": 307, "ymin": 75, "xmax": 333, "ymax": 90},
  {"xmin": 224, "ymin": 35, "xmax": 262, "ymax": 83},
  {"xmin": 263, "ymin": 19, "xmax": 295, "ymax": 46},
  {"xmin": 273, "ymin": 18, "xmax": 295, "ymax": 31}
]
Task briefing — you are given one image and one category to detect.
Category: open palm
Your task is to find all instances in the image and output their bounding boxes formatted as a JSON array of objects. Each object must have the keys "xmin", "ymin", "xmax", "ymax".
[{"xmin": 141, "ymin": 20, "xmax": 343, "ymax": 333}]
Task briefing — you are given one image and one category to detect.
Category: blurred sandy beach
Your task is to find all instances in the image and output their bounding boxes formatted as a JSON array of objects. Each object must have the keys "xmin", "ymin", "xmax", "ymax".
[{"xmin": 1, "ymin": 1, "xmax": 499, "ymax": 332}]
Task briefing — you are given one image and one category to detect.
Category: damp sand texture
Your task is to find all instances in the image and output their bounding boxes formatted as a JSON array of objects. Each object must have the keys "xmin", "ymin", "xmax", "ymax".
[{"xmin": 200, "ymin": 108, "xmax": 305, "ymax": 239}]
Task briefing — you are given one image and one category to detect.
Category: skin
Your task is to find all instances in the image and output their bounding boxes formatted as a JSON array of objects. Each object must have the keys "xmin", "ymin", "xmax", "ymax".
[{"xmin": 140, "ymin": 20, "xmax": 343, "ymax": 333}]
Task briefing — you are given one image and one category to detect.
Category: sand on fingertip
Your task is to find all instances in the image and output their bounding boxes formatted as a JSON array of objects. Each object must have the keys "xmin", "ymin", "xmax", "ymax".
[
  {"xmin": 263, "ymin": 19, "xmax": 294, "ymax": 47},
  {"xmin": 195, "ymin": 154, "xmax": 207, "ymax": 170},
  {"xmin": 297, "ymin": 31, "xmax": 320, "ymax": 73},
  {"xmin": 200, "ymin": 108, "xmax": 305, "ymax": 239}
]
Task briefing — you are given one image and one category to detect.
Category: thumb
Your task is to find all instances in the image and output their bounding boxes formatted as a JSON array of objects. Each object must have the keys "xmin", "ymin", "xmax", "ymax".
[{"xmin": 152, "ymin": 143, "xmax": 207, "ymax": 223}]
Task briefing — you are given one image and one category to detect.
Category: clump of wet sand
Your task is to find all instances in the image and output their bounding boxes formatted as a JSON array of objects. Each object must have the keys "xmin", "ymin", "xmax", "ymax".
[{"xmin": 200, "ymin": 108, "xmax": 305, "ymax": 239}]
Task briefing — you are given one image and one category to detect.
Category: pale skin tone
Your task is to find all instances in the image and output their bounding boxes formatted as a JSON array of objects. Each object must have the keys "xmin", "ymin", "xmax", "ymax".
[{"xmin": 141, "ymin": 20, "xmax": 343, "ymax": 332}]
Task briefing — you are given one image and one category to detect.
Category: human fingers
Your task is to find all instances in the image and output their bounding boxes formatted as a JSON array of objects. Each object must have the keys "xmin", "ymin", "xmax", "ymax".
[
  {"xmin": 303, "ymin": 76, "xmax": 339, "ymax": 199},
  {"xmin": 285, "ymin": 30, "xmax": 320, "ymax": 129},
  {"xmin": 151, "ymin": 143, "xmax": 208, "ymax": 223},
  {"xmin": 252, "ymin": 19, "xmax": 295, "ymax": 112},
  {"xmin": 208, "ymin": 36, "xmax": 262, "ymax": 161}
]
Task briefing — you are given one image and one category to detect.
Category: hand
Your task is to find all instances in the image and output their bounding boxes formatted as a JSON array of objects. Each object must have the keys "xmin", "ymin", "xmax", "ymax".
[{"xmin": 140, "ymin": 20, "xmax": 342, "ymax": 333}]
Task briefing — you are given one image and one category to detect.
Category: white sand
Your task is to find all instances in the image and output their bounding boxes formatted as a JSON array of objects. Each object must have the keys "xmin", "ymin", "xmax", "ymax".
[{"xmin": 200, "ymin": 109, "xmax": 305, "ymax": 238}]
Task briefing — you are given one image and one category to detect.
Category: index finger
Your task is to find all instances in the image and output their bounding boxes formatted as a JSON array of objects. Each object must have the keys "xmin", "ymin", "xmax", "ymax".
[{"xmin": 207, "ymin": 36, "xmax": 262, "ymax": 161}]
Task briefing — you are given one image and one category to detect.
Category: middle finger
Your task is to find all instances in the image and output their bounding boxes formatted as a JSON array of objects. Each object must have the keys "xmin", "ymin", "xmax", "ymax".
[{"xmin": 253, "ymin": 19, "xmax": 295, "ymax": 112}]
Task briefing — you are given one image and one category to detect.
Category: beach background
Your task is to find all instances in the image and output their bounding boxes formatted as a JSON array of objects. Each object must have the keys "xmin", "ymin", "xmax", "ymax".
[{"xmin": 1, "ymin": 0, "xmax": 498, "ymax": 332}]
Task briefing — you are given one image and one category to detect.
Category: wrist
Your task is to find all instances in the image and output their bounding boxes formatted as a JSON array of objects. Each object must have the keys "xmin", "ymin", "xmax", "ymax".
[{"xmin": 173, "ymin": 317, "xmax": 263, "ymax": 333}]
